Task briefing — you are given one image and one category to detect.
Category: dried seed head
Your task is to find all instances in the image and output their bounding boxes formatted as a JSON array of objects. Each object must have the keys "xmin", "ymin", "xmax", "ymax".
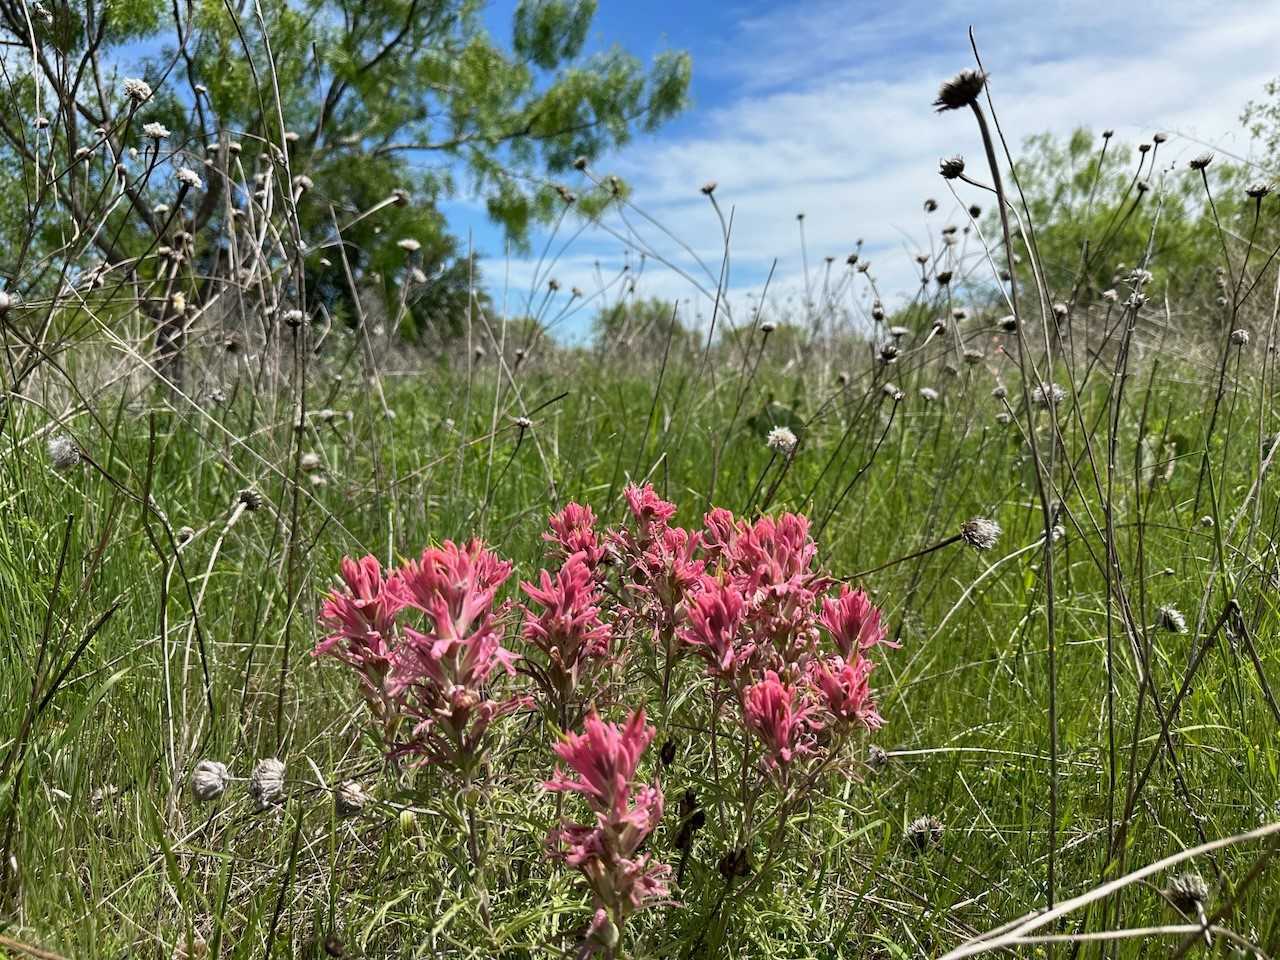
[
  {"xmin": 1247, "ymin": 181, "xmax": 1272, "ymax": 200},
  {"xmin": 1231, "ymin": 328, "xmax": 1250, "ymax": 346},
  {"xmin": 933, "ymin": 70, "xmax": 986, "ymax": 112},
  {"xmin": 867, "ymin": 744, "xmax": 889, "ymax": 770},
  {"xmin": 888, "ymin": 325, "xmax": 909, "ymax": 339},
  {"xmin": 962, "ymin": 349, "xmax": 984, "ymax": 365},
  {"xmin": 573, "ymin": 156, "xmax": 589, "ymax": 171},
  {"xmin": 878, "ymin": 342, "xmax": 899, "ymax": 364},
  {"xmin": 238, "ymin": 488, "xmax": 263, "ymax": 511},
  {"xmin": 143, "ymin": 121, "xmax": 170, "ymax": 140},
  {"xmin": 1157, "ymin": 605, "xmax": 1187, "ymax": 634},
  {"xmin": 1102, "ymin": 129, "xmax": 1114, "ymax": 139},
  {"xmin": 968, "ymin": 203, "xmax": 982, "ymax": 218},
  {"xmin": 191, "ymin": 760, "xmax": 229, "ymax": 802},
  {"xmin": 1152, "ymin": 131, "xmax": 1168, "ymax": 144},
  {"xmin": 923, "ymin": 198, "xmax": 938, "ymax": 213},
  {"xmin": 46, "ymin": 434, "xmax": 81, "ymax": 471},
  {"xmin": 882, "ymin": 382, "xmax": 903, "ymax": 400},
  {"xmin": 991, "ymin": 385, "xmax": 1007, "ymax": 400},
  {"xmin": 999, "ymin": 314, "xmax": 1018, "ymax": 332},
  {"xmin": 961, "ymin": 517, "xmax": 1001, "ymax": 551},
  {"xmin": 907, "ymin": 814, "xmax": 944, "ymax": 850},
  {"xmin": 767, "ymin": 425, "xmax": 798, "ymax": 455},
  {"xmin": 1032, "ymin": 382, "xmax": 1067, "ymax": 408},
  {"xmin": 1102, "ymin": 288, "xmax": 1119, "ymax": 303},
  {"xmin": 939, "ymin": 155, "xmax": 966, "ymax": 179},
  {"xmin": 935, "ymin": 270, "xmax": 952, "ymax": 287},
  {"xmin": 1052, "ymin": 302, "xmax": 1069, "ymax": 320},
  {"xmin": 284, "ymin": 309, "xmax": 305, "ymax": 327},
  {"xmin": 334, "ymin": 780, "xmax": 368, "ymax": 818},
  {"xmin": 397, "ymin": 238, "xmax": 421, "ymax": 252},
  {"xmin": 700, "ymin": 180, "xmax": 717, "ymax": 196},
  {"xmin": 760, "ymin": 321, "xmax": 776, "ymax": 334},
  {"xmin": 871, "ymin": 302, "xmax": 885, "ymax": 321},
  {"xmin": 175, "ymin": 167, "xmax": 203, "ymax": 190},
  {"xmin": 919, "ymin": 387, "xmax": 939, "ymax": 403},
  {"xmin": 1189, "ymin": 152, "xmax": 1213, "ymax": 171},
  {"xmin": 123, "ymin": 77, "xmax": 153, "ymax": 103},
  {"xmin": 1199, "ymin": 515, "xmax": 1215, "ymax": 528},
  {"xmin": 1164, "ymin": 871, "xmax": 1209, "ymax": 913},
  {"xmin": 299, "ymin": 452, "xmax": 321, "ymax": 473},
  {"xmin": 249, "ymin": 757, "xmax": 286, "ymax": 811}
]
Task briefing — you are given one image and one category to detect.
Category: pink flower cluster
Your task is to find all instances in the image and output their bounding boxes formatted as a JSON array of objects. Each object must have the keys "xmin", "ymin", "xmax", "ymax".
[
  {"xmin": 545, "ymin": 709, "xmax": 669, "ymax": 958},
  {"xmin": 315, "ymin": 540, "xmax": 528, "ymax": 771},
  {"xmin": 611, "ymin": 490, "xmax": 895, "ymax": 774}
]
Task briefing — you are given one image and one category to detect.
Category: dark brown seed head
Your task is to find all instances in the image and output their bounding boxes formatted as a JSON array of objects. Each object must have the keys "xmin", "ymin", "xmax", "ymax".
[
  {"xmin": 933, "ymin": 70, "xmax": 987, "ymax": 112},
  {"xmin": 939, "ymin": 155, "xmax": 965, "ymax": 180}
]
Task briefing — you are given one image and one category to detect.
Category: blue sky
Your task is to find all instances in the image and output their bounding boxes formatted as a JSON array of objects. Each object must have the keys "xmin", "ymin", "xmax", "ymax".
[{"xmin": 440, "ymin": 1, "xmax": 1280, "ymax": 339}]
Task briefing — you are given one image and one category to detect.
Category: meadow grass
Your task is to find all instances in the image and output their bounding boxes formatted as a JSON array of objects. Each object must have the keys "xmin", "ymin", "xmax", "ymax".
[{"xmin": 3, "ymin": 322, "xmax": 1280, "ymax": 957}]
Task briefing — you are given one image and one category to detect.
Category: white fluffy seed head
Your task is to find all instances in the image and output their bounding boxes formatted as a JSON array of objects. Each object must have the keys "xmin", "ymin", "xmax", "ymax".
[
  {"xmin": 175, "ymin": 167, "xmax": 203, "ymax": 190},
  {"xmin": 1032, "ymin": 382, "xmax": 1066, "ymax": 408},
  {"xmin": 122, "ymin": 77, "xmax": 152, "ymax": 103},
  {"xmin": 1231, "ymin": 328, "xmax": 1250, "ymax": 346},
  {"xmin": 919, "ymin": 387, "xmax": 939, "ymax": 403},
  {"xmin": 249, "ymin": 758, "xmax": 286, "ymax": 810},
  {"xmin": 46, "ymin": 434, "xmax": 81, "ymax": 471},
  {"xmin": 961, "ymin": 517, "xmax": 1001, "ymax": 551},
  {"xmin": 143, "ymin": 121, "xmax": 170, "ymax": 140},
  {"xmin": 335, "ymin": 780, "xmax": 368, "ymax": 817},
  {"xmin": 1157, "ymin": 605, "xmax": 1187, "ymax": 634},
  {"xmin": 191, "ymin": 760, "xmax": 229, "ymax": 802},
  {"xmin": 766, "ymin": 425, "xmax": 798, "ymax": 455}
]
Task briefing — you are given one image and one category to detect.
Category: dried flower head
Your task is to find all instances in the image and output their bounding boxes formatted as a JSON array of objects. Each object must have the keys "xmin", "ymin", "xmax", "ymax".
[
  {"xmin": 888, "ymin": 325, "xmax": 909, "ymax": 339},
  {"xmin": 767, "ymin": 425, "xmax": 798, "ymax": 455},
  {"xmin": 933, "ymin": 70, "xmax": 986, "ymax": 112},
  {"xmin": 999, "ymin": 314, "xmax": 1018, "ymax": 332},
  {"xmin": 963, "ymin": 349, "xmax": 984, "ymax": 365},
  {"xmin": 991, "ymin": 385, "xmax": 1008, "ymax": 399},
  {"xmin": 918, "ymin": 387, "xmax": 939, "ymax": 403},
  {"xmin": 175, "ymin": 167, "xmax": 203, "ymax": 190},
  {"xmin": 1032, "ymin": 382, "xmax": 1067, "ymax": 408},
  {"xmin": 238, "ymin": 488, "xmax": 263, "ymax": 511},
  {"xmin": 867, "ymin": 744, "xmax": 889, "ymax": 770},
  {"xmin": 1188, "ymin": 152, "xmax": 1214, "ymax": 171},
  {"xmin": 939, "ymin": 155, "xmax": 965, "ymax": 179},
  {"xmin": 334, "ymin": 780, "xmax": 368, "ymax": 818},
  {"xmin": 1157, "ymin": 605, "xmax": 1187, "ymax": 634},
  {"xmin": 573, "ymin": 156, "xmax": 589, "ymax": 171},
  {"xmin": 960, "ymin": 517, "xmax": 1001, "ymax": 551},
  {"xmin": 300, "ymin": 452, "xmax": 322, "ymax": 473},
  {"xmin": 1052, "ymin": 302, "xmax": 1069, "ymax": 321},
  {"xmin": 397, "ymin": 238, "xmax": 421, "ymax": 252},
  {"xmin": 700, "ymin": 180, "xmax": 717, "ymax": 195},
  {"xmin": 249, "ymin": 757, "xmax": 286, "ymax": 811},
  {"xmin": 1199, "ymin": 515, "xmax": 1215, "ymax": 528},
  {"xmin": 1247, "ymin": 181, "xmax": 1272, "ymax": 200},
  {"xmin": 191, "ymin": 760, "xmax": 229, "ymax": 802},
  {"xmin": 143, "ymin": 121, "xmax": 170, "ymax": 140},
  {"xmin": 123, "ymin": 77, "xmax": 153, "ymax": 103},
  {"xmin": 1164, "ymin": 871, "xmax": 1210, "ymax": 913},
  {"xmin": 923, "ymin": 198, "xmax": 939, "ymax": 213},
  {"xmin": 1231, "ymin": 328, "xmax": 1250, "ymax": 346},
  {"xmin": 47, "ymin": 434, "xmax": 81, "ymax": 471},
  {"xmin": 879, "ymin": 342, "xmax": 899, "ymax": 364},
  {"xmin": 1152, "ymin": 131, "xmax": 1168, "ymax": 144},
  {"xmin": 907, "ymin": 814, "xmax": 944, "ymax": 850}
]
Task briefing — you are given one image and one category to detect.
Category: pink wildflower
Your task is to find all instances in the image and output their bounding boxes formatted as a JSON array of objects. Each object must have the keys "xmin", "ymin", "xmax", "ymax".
[
  {"xmin": 809, "ymin": 655, "xmax": 882, "ymax": 730},
  {"xmin": 314, "ymin": 555, "xmax": 404, "ymax": 709},
  {"xmin": 741, "ymin": 670, "xmax": 817, "ymax": 768},
  {"xmin": 546, "ymin": 709, "xmax": 670, "ymax": 956},
  {"xmin": 545, "ymin": 708, "xmax": 654, "ymax": 816},
  {"xmin": 546, "ymin": 502, "xmax": 607, "ymax": 569},
  {"xmin": 522, "ymin": 555, "xmax": 612, "ymax": 704},
  {"xmin": 680, "ymin": 577, "xmax": 753, "ymax": 682},
  {"xmin": 819, "ymin": 585, "xmax": 895, "ymax": 659},
  {"xmin": 387, "ymin": 540, "xmax": 527, "ymax": 769}
]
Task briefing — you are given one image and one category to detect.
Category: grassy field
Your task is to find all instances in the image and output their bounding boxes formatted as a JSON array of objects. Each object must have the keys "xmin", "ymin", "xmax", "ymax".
[{"xmin": 3, "ymin": 305, "xmax": 1280, "ymax": 958}]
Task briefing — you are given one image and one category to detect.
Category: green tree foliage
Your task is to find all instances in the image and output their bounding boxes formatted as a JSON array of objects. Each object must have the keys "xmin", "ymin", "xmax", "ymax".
[
  {"xmin": 592, "ymin": 296, "xmax": 697, "ymax": 356},
  {"xmin": 1002, "ymin": 128, "xmax": 1253, "ymax": 303},
  {"xmin": 0, "ymin": 0, "xmax": 690, "ymax": 326}
]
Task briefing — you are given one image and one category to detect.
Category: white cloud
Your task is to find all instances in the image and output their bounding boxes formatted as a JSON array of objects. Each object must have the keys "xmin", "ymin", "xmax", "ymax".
[{"xmin": 504, "ymin": 0, "xmax": 1280, "ymax": 337}]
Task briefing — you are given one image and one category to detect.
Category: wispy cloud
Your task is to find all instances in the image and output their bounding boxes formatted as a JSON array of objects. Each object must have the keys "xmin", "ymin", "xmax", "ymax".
[{"xmin": 500, "ymin": 0, "xmax": 1280, "ymax": 338}]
